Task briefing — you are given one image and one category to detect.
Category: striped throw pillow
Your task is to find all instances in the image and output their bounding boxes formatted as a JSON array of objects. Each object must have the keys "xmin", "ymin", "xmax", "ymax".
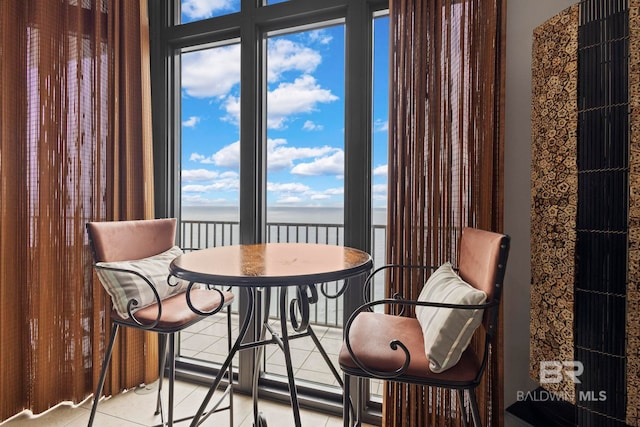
[
  {"xmin": 95, "ymin": 246, "xmax": 189, "ymax": 318},
  {"xmin": 415, "ymin": 262, "xmax": 486, "ymax": 373}
]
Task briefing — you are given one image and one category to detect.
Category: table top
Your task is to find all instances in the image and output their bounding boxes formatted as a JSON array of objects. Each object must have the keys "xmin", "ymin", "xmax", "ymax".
[{"xmin": 170, "ymin": 243, "xmax": 373, "ymax": 287}]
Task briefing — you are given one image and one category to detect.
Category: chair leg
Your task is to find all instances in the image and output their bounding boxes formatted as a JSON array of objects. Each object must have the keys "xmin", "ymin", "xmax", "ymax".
[
  {"xmin": 168, "ymin": 332, "xmax": 176, "ymax": 427},
  {"xmin": 343, "ymin": 374, "xmax": 362, "ymax": 427},
  {"xmin": 457, "ymin": 389, "xmax": 469, "ymax": 427},
  {"xmin": 468, "ymin": 388, "xmax": 482, "ymax": 427},
  {"xmin": 227, "ymin": 305, "xmax": 234, "ymax": 426},
  {"xmin": 155, "ymin": 334, "xmax": 169, "ymax": 420},
  {"xmin": 356, "ymin": 378, "xmax": 364, "ymax": 427},
  {"xmin": 88, "ymin": 324, "xmax": 119, "ymax": 427},
  {"xmin": 343, "ymin": 373, "xmax": 351, "ymax": 427}
]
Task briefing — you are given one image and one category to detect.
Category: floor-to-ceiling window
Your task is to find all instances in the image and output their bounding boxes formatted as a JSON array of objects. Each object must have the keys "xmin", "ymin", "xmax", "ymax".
[{"xmin": 150, "ymin": 0, "xmax": 388, "ymax": 421}]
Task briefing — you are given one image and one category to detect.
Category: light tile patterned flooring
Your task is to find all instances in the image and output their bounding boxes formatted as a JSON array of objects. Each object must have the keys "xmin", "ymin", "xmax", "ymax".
[
  {"xmin": 0, "ymin": 379, "xmax": 376, "ymax": 426},
  {"xmin": 179, "ymin": 311, "xmax": 385, "ymax": 396},
  {"xmin": 0, "ymin": 312, "xmax": 381, "ymax": 427}
]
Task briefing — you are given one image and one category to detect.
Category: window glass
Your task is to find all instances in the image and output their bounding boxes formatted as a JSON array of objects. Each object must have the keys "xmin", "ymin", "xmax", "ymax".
[
  {"xmin": 180, "ymin": 44, "xmax": 241, "ymax": 250},
  {"xmin": 161, "ymin": 1, "xmax": 389, "ymax": 421},
  {"xmin": 371, "ymin": 14, "xmax": 389, "ymax": 309},
  {"xmin": 180, "ymin": 0, "xmax": 241, "ymax": 24},
  {"xmin": 265, "ymin": 25, "xmax": 345, "ymax": 217},
  {"xmin": 369, "ymin": 13, "xmax": 389, "ymax": 400},
  {"xmin": 264, "ymin": 24, "xmax": 346, "ymax": 388}
]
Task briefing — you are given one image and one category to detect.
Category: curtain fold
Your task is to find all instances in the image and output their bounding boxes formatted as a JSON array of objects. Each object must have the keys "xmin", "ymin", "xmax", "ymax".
[
  {"xmin": 384, "ymin": 0, "xmax": 506, "ymax": 425},
  {"xmin": 0, "ymin": 0, "xmax": 156, "ymax": 421}
]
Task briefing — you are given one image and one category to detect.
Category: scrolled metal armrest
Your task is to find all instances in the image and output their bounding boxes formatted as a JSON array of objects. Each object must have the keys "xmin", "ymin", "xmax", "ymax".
[
  {"xmin": 362, "ymin": 264, "xmax": 439, "ymax": 306},
  {"xmin": 343, "ymin": 297, "xmax": 497, "ymax": 379},
  {"xmin": 343, "ymin": 299, "xmax": 410, "ymax": 379},
  {"xmin": 169, "ymin": 247, "xmax": 232, "ymax": 317},
  {"xmin": 182, "ymin": 279, "xmax": 230, "ymax": 317},
  {"xmin": 94, "ymin": 264, "xmax": 163, "ymax": 329}
]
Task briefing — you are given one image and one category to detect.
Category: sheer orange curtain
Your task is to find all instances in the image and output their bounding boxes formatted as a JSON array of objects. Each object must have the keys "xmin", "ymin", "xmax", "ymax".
[
  {"xmin": 384, "ymin": 0, "xmax": 506, "ymax": 425},
  {"xmin": 0, "ymin": 0, "xmax": 156, "ymax": 421}
]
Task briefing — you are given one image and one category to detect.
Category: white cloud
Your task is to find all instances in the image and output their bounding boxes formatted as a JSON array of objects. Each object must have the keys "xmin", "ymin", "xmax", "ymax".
[
  {"xmin": 181, "ymin": 45, "xmax": 241, "ymax": 98},
  {"xmin": 182, "ymin": 184, "xmax": 212, "ymax": 192},
  {"xmin": 291, "ymin": 150, "xmax": 344, "ymax": 176},
  {"xmin": 220, "ymin": 171, "xmax": 239, "ymax": 178},
  {"xmin": 190, "ymin": 142, "xmax": 240, "ymax": 168},
  {"xmin": 308, "ymin": 187, "xmax": 343, "ymax": 201},
  {"xmin": 189, "ymin": 139, "xmax": 339, "ymax": 172},
  {"xmin": 181, "ymin": 164, "xmax": 239, "ymax": 192},
  {"xmin": 190, "ymin": 153, "xmax": 206, "ymax": 162},
  {"xmin": 182, "ymin": 176, "xmax": 239, "ymax": 192},
  {"xmin": 307, "ymin": 30, "xmax": 333, "ymax": 45},
  {"xmin": 221, "ymin": 95, "xmax": 240, "ymax": 125},
  {"xmin": 182, "ymin": 168, "xmax": 219, "ymax": 182},
  {"xmin": 190, "ymin": 142, "xmax": 235, "ymax": 168},
  {"xmin": 222, "ymin": 76, "xmax": 338, "ymax": 129},
  {"xmin": 264, "ymin": 182, "xmax": 344, "ymax": 205},
  {"xmin": 374, "ymin": 119, "xmax": 388, "ymax": 132},
  {"xmin": 182, "ymin": 194, "xmax": 230, "ymax": 206},
  {"xmin": 373, "ymin": 184, "xmax": 387, "ymax": 194},
  {"xmin": 182, "ymin": 39, "xmax": 323, "ymax": 101},
  {"xmin": 183, "ymin": 116, "xmax": 201, "ymax": 128},
  {"xmin": 267, "ymin": 139, "xmax": 336, "ymax": 171},
  {"xmin": 189, "ymin": 152, "xmax": 218, "ymax": 165},
  {"xmin": 267, "ymin": 75, "xmax": 338, "ymax": 129},
  {"xmin": 181, "ymin": 40, "xmax": 335, "ymax": 129},
  {"xmin": 267, "ymin": 182, "xmax": 311, "ymax": 193},
  {"xmin": 211, "ymin": 141, "xmax": 240, "ymax": 168},
  {"xmin": 267, "ymin": 39, "xmax": 321, "ymax": 82},
  {"xmin": 302, "ymin": 120, "xmax": 323, "ymax": 131},
  {"xmin": 182, "ymin": 168, "xmax": 239, "ymax": 183},
  {"xmin": 182, "ymin": 194, "xmax": 233, "ymax": 206},
  {"xmin": 276, "ymin": 196, "xmax": 304, "ymax": 204},
  {"xmin": 310, "ymin": 194, "xmax": 330, "ymax": 200},
  {"xmin": 181, "ymin": 0, "xmax": 235, "ymax": 20},
  {"xmin": 373, "ymin": 164, "xmax": 388, "ymax": 176},
  {"xmin": 320, "ymin": 187, "xmax": 344, "ymax": 195}
]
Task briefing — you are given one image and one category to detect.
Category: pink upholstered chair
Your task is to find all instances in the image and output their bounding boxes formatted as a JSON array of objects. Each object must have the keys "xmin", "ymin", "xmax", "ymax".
[
  {"xmin": 339, "ymin": 227, "xmax": 510, "ymax": 426},
  {"xmin": 86, "ymin": 218, "xmax": 234, "ymax": 426}
]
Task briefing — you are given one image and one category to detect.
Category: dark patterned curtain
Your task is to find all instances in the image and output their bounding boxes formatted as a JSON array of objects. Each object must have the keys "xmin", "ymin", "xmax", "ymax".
[
  {"xmin": 0, "ymin": 0, "xmax": 156, "ymax": 421},
  {"xmin": 384, "ymin": 0, "xmax": 506, "ymax": 425}
]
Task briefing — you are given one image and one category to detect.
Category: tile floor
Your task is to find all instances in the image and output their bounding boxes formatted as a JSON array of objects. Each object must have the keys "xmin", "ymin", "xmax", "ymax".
[
  {"xmin": 178, "ymin": 311, "xmax": 385, "ymax": 396},
  {"xmin": 0, "ymin": 378, "xmax": 376, "ymax": 426},
  {"xmin": 0, "ymin": 312, "xmax": 380, "ymax": 427}
]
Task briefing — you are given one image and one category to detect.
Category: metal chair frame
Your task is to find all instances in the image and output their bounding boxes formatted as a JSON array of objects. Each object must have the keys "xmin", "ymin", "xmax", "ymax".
[
  {"xmin": 86, "ymin": 220, "xmax": 234, "ymax": 427},
  {"xmin": 340, "ymin": 229, "xmax": 510, "ymax": 427}
]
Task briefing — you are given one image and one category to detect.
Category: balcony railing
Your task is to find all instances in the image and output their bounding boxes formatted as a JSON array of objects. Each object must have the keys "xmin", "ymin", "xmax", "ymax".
[{"xmin": 179, "ymin": 220, "xmax": 387, "ymax": 327}]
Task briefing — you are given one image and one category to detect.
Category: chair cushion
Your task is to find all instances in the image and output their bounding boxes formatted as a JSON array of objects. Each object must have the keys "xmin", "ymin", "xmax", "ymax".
[
  {"xmin": 95, "ymin": 246, "xmax": 188, "ymax": 318},
  {"xmin": 339, "ymin": 312, "xmax": 481, "ymax": 383},
  {"xmin": 112, "ymin": 288, "xmax": 235, "ymax": 331},
  {"xmin": 415, "ymin": 262, "xmax": 486, "ymax": 373}
]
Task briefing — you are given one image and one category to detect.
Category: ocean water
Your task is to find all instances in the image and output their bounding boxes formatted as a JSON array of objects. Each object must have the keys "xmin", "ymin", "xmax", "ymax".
[
  {"xmin": 181, "ymin": 205, "xmax": 388, "ymax": 273},
  {"xmin": 182, "ymin": 205, "xmax": 388, "ymax": 226},
  {"xmin": 181, "ymin": 205, "xmax": 389, "ymax": 304}
]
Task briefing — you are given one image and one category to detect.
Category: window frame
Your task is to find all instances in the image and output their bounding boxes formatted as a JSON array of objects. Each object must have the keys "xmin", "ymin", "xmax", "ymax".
[{"xmin": 149, "ymin": 0, "xmax": 388, "ymax": 422}]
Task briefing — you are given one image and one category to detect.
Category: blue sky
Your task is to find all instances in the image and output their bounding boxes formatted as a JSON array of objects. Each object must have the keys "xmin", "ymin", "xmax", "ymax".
[{"xmin": 179, "ymin": 0, "xmax": 389, "ymax": 209}]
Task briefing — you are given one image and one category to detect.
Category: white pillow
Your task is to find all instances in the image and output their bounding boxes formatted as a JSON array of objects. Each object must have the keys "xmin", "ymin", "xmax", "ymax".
[
  {"xmin": 415, "ymin": 262, "xmax": 487, "ymax": 373},
  {"xmin": 95, "ymin": 246, "xmax": 189, "ymax": 318}
]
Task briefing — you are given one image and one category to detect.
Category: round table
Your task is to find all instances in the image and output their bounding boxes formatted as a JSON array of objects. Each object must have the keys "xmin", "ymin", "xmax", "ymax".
[{"xmin": 170, "ymin": 243, "xmax": 373, "ymax": 427}]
